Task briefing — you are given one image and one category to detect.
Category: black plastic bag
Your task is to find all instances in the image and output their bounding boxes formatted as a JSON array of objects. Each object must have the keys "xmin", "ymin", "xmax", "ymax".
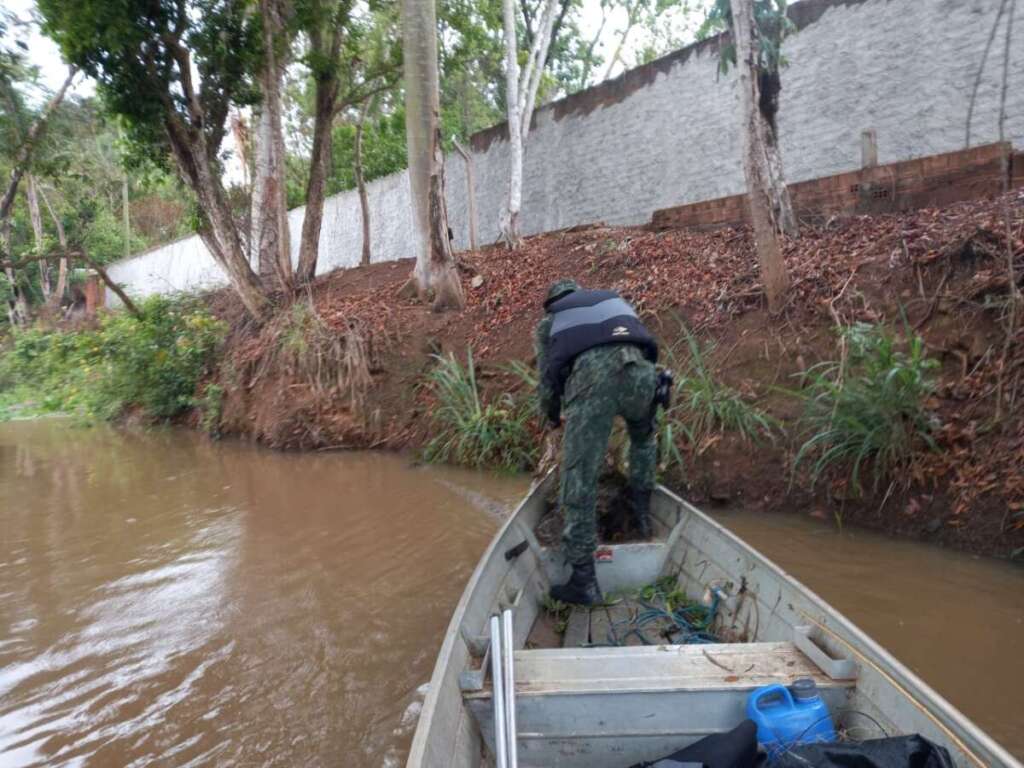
[
  {"xmin": 773, "ymin": 735, "xmax": 955, "ymax": 768},
  {"xmin": 630, "ymin": 719, "xmax": 760, "ymax": 768}
]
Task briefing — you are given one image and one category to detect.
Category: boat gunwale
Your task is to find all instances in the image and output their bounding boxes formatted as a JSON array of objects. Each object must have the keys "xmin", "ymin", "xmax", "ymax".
[{"xmin": 406, "ymin": 473, "xmax": 554, "ymax": 766}]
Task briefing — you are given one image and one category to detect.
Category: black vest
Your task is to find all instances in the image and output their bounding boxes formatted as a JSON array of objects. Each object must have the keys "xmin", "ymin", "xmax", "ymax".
[{"xmin": 544, "ymin": 289, "xmax": 658, "ymax": 398}]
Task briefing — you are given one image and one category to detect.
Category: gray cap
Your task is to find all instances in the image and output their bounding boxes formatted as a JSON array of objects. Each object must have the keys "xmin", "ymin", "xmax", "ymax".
[{"xmin": 544, "ymin": 279, "xmax": 579, "ymax": 308}]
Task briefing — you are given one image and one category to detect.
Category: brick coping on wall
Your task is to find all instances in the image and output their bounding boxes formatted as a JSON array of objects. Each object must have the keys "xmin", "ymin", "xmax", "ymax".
[{"xmin": 651, "ymin": 143, "xmax": 1023, "ymax": 231}]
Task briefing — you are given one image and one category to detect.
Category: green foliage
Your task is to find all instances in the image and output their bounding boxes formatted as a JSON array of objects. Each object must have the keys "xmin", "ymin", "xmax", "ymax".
[
  {"xmin": 39, "ymin": 0, "xmax": 261, "ymax": 167},
  {"xmin": 422, "ymin": 350, "xmax": 539, "ymax": 472},
  {"xmin": 793, "ymin": 323, "xmax": 939, "ymax": 494},
  {"xmin": 655, "ymin": 404, "xmax": 687, "ymax": 473},
  {"xmin": 199, "ymin": 383, "xmax": 225, "ymax": 438},
  {"xmin": 0, "ymin": 271, "xmax": 13, "ymax": 306},
  {"xmin": 327, "ymin": 108, "xmax": 409, "ymax": 195},
  {"xmin": 698, "ymin": 0, "xmax": 795, "ymax": 74},
  {"xmin": 0, "ymin": 295, "xmax": 226, "ymax": 422},
  {"xmin": 664, "ymin": 328, "xmax": 777, "ymax": 455},
  {"xmin": 541, "ymin": 594, "xmax": 571, "ymax": 634},
  {"xmin": 1, "ymin": 87, "xmax": 193, "ymax": 318}
]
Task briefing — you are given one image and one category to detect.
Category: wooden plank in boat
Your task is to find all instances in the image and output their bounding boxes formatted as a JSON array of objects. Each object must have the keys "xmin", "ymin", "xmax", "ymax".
[
  {"xmin": 605, "ymin": 602, "xmax": 647, "ymax": 646},
  {"xmin": 588, "ymin": 606, "xmax": 612, "ymax": 646},
  {"xmin": 520, "ymin": 642, "xmax": 848, "ymax": 694},
  {"xmin": 464, "ymin": 642, "xmax": 852, "ymax": 699},
  {"xmin": 562, "ymin": 608, "xmax": 590, "ymax": 648}
]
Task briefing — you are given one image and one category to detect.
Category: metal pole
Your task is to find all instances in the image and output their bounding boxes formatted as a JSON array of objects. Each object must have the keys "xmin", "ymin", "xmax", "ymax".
[
  {"xmin": 489, "ymin": 615, "xmax": 508, "ymax": 768},
  {"xmin": 502, "ymin": 609, "xmax": 519, "ymax": 768}
]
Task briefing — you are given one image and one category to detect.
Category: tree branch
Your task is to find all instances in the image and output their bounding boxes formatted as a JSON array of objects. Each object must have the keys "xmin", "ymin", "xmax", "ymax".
[
  {"xmin": 521, "ymin": 0, "xmax": 559, "ymax": 138},
  {"xmin": 544, "ymin": 0, "xmax": 572, "ymax": 69},
  {"xmin": 82, "ymin": 252, "xmax": 142, "ymax": 318},
  {"xmin": 0, "ymin": 250, "xmax": 65, "ymax": 270},
  {"xmin": 335, "ymin": 74, "xmax": 398, "ymax": 116},
  {"xmin": 164, "ymin": 34, "xmax": 203, "ymax": 129},
  {"xmin": 520, "ymin": 0, "xmax": 536, "ymax": 44},
  {"xmin": 0, "ymin": 67, "xmax": 77, "ymax": 223}
]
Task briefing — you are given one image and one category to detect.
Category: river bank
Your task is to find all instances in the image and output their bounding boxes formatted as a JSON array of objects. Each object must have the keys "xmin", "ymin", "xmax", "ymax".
[
  {"xmin": 197, "ymin": 192, "xmax": 1024, "ymax": 559},
  {"xmin": 2, "ymin": 193, "xmax": 1021, "ymax": 557}
]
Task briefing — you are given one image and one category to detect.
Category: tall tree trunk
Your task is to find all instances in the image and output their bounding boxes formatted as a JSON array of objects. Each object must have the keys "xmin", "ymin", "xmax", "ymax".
[
  {"xmin": 501, "ymin": 0, "xmax": 558, "ymax": 248},
  {"xmin": 402, "ymin": 0, "xmax": 464, "ymax": 309},
  {"xmin": 427, "ymin": 127, "xmax": 464, "ymax": 310},
  {"xmin": 519, "ymin": 0, "xmax": 559, "ymax": 140},
  {"xmin": 249, "ymin": 107, "xmax": 274, "ymax": 278},
  {"xmin": 231, "ymin": 112, "xmax": 252, "ymax": 187},
  {"xmin": 2, "ymin": 220, "xmax": 29, "ymax": 326},
  {"xmin": 4, "ymin": 267, "xmax": 29, "ymax": 326},
  {"xmin": 147, "ymin": 40, "xmax": 267, "ymax": 319},
  {"xmin": 0, "ymin": 68, "xmax": 76, "ymax": 225},
  {"xmin": 166, "ymin": 125, "xmax": 270, "ymax": 319},
  {"xmin": 250, "ymin": 106, "xmax": 275, "ymax": 279},
  {"xmin": 730, "ymin": 0, "xmax": 790, "ymax": 312},
  {"xmin": 122, "ymin": 172, "xmax": 131, "ymax": 259},
  {"xmin": 26, "ymin": 174, "xmax": 51, "ymax": 300},
  {"xmin": 296, "ymin": 73, "xmax": 338, "ymax": 283},
  {"xmin": 356, "ymin": 95, "xmax": 374, "ymax": 267},
  {"xmin": 453, "ymin": 140, "xmax": 478, "ymax": 251},
  {"xmin": 38, "ymin": 185, "xmax": 69, "ymax": 311},
  {"xmin": 757, "ymin": 71, "xmax": 799, "ymax": 237},
  {"xmin": 251, "ymin": 0, "xmax": 294, "ymax": 291},
  {"xmin": 295, "ymin": 18, "xmax": 344, "ymax": 285},
  {"xmin": 501, "ymin": 0, "xmax": 524, "ymax": 247}
]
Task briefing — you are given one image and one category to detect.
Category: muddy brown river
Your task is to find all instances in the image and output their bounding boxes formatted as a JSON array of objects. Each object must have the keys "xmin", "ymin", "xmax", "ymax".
[{"xmin": 1, "ymin": 420, "xmax": 1022, "ymax": 766}]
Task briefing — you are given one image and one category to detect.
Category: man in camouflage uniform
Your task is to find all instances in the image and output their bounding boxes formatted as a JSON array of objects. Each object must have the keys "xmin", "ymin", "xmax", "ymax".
[{"xmin": 535, "ymin": 279, "xmax": 659, "ymax": 605}]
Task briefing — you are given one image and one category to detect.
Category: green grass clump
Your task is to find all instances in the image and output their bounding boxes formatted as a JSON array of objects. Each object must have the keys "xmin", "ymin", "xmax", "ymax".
[
  {"xmin": 793, "ymin": 323, "xmax": 939, "ymax": 494},
  {"xmin": 0, "ymin": 295, "xmax": 226, "ymax": 423},
  {"xmin": 199, "ymin": 383, "xmax": 225, "ymax": 438},
  {"xmin": 673, "ymin": 329, "xmax": 777, "ymax": 445},
  {"xmin": 653, "ymin": 328, "xmax": 776, "ymax": 472},
  {"xmin": 422, "ymin": 350, "xmax": 538, "ymax": 472}
]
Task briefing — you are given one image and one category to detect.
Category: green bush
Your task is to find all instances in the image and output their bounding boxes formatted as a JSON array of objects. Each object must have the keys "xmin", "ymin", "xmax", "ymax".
[
  {"xmin": 793, "ymin": 323, "xmax": 939, "ymax": 494},
  {"xmin": 422, "ymin": 350, "xmax": 538, "ymax": 472},
  {"xmin": 0, "ymin": 295, "xmax": 226, "ymax": 422}
]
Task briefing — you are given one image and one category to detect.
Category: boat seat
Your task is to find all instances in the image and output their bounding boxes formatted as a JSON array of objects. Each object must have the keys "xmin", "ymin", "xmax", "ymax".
[{"xmin": 465, "ymin": 641, "xmax": 854, "ymax": 768}]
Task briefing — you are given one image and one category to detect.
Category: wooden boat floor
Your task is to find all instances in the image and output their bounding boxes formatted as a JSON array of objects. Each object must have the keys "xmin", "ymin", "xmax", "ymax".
[
  {"xmin": 465, "ymin": 641, "xmax": 854, "ymax": 699},
  {"xmin": 527, "ymin": 598, "xmax": 715, "ymax": 650}
]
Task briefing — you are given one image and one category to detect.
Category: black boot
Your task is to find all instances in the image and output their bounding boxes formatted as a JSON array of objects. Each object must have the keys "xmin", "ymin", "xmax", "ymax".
[
  {"xmin": 630, "ymin": 486, "xmax": 653, "ymax": 539},
  {"xmin": 550, "ymin": 560, "xmax": 603, "ymax": 606}
]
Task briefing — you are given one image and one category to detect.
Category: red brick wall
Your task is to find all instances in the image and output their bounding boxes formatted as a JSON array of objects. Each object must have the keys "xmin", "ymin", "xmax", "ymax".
[
  {"xmin": 651, "ymin": 143, "xmax": 1017, "ymax": 231},
  {"xmin": 84, "ymin": 275, "xmax": 105, "ymax": 315},
  {"xmin": 1013, "ymin": 151, "xmax": 1024, "ymax": 191}
]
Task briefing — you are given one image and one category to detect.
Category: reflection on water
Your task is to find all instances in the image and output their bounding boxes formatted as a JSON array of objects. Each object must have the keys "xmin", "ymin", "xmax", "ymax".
[
  {"xmin": 0, "ymin": 420, "xmax": 524, "ymax": 767},
  {"xmin": 1, "ymin": 420, "xmax": 1022, "ymax": 766}
]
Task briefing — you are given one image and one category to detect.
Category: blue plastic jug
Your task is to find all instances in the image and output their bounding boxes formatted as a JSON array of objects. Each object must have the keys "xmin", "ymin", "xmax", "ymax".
[{"xmin": 746, "ymin": 679, "xmax": 837, "ymax": 756}]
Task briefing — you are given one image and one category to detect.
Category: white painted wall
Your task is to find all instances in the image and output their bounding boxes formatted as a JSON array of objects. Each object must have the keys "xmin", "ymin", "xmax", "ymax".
[{"xmin": 106, "ymin": 0, "xmax": 1024, "ymax": 305}]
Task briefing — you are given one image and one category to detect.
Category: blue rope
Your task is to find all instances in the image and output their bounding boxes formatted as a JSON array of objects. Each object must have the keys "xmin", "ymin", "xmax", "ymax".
[{"xmin": 604, "ymin": 587, "xmax": 721, "ymax": 646}]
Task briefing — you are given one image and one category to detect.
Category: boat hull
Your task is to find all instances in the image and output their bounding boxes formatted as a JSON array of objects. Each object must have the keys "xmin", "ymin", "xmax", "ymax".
[{"xmin": 407, "ymin": 474, "xmax": 1020, "ymax": 768}]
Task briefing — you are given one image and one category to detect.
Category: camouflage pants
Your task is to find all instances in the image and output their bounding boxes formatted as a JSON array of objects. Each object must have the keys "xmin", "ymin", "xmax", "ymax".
[{"xmin": 560, "ymin": 344, "xmax": 657, "ymax": 565}]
